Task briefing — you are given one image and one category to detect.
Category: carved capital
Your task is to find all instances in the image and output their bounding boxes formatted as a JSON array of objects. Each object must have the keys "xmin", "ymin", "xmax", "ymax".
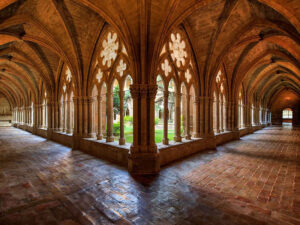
[
  {"xmin": 130, "ymin": 84, "xmax": 140, "ymax": 98},
  {"xmin": 129, "ymin": 84, "xmax": 158, "ymax": 99}
]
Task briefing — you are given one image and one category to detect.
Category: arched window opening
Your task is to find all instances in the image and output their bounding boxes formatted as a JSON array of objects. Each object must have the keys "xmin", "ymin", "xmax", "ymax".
[
  {"xmin": 58, "ymin": 66, "xmax": 74, "ymax": 135},
  {"xmin": 70, "ymin": 91, "xmax": 74, "ymax": 133},
  {"xmin": 31, "ymin": 102, "xmax": 34, "ymax": 126},
  {"xmin": 190, "ymin": 85, "xmax": 197, "ymax": 138},
  {"xmin": 155, "ymin": 30, "xmax": 197, "ymax": 144},
  {"xmin": 112, "ymin": 80, "xmax": 120, "ymax": 141},
  {"xmin": 92, "ymin": 85, "xmax": 98, "ymax": 138},
  {"xmin": 251, "ymin": 104, "xmax": 255, "ymax": 125},
  {"xmin": 238, "ymin": 92, "xmax": 244, "ymax": 128},
  {"xmin": 59, "ymin": 95, "xmax": 64, "ymax": 132},
  {"xmin": 123, "ymin": 75, "xmax": 133, "ymax": 144},
  {"xmin": 95, "ymin": 83, "xmax": 107, "ymax": 140},
  {"xmin": 213, "ymin": 91, "xmax": 217, "ymax": 133},
  {"xmin": 259, "ymin": 107, "xmax": 262, "ymax": 124},
  {"xmin": 42, "ymin": 91, "xmax": 47, "ymax": 129},
  {"xmin": 155, "ymin": 75, "xmax": 164, "ymax": 143},
  {"xmin": 282, "ymin": 108, "xmax": 293, "ymax": 120},
  {"xmin": 219, "ymin": 94, "xmax": 223, "ymax": 132},
  {"xmin": 213, "ymin": 70, "xmax": 226, "ymax": 134},
  {"xmin": 222, "ymin": 95, "xmax": 226, "ymax": 132},
  {"xmin": 181, "ymin": 84, "xmax": 187, "ymax": 138},
  {"xmin": 168, "ymin": 79, "xmax": 176, "ymax": 141},
  {"xmin": 91, "ymin": 27, "xmax": 132, "ymax": 145}
]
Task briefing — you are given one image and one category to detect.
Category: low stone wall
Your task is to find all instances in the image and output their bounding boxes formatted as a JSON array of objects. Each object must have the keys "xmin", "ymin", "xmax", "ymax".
[
  {"xmin": 159, "ymin": 137, "xmax": 216, "ymax": 166},
  {"xmin": 52, "ymin": 132, "xmax": 73, "ymax": 148},
  {"xmin": 79, "ymin": 139, "xmax": 129, "ymax": 166},
  {"xmin": 239, "ymin": 128, "xmax": 252, "ymax": 137},
  {"xmin": 216, "ymin": 131, "xmax": 238, "ymax": 145},
  {"xmin": 36, "ymin": 128, "xmax": 48, "ymax": 138}
]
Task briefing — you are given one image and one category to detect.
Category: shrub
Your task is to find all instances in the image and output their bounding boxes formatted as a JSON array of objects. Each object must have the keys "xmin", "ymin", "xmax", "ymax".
[
  {"xmin": 124, "ymin": 116, "xmax": 133, "ymax": 124},
  {"xmin": 113, "ymin": 121, "xmax": 120, "ymax": 135},
  {"xmin": 155, "ymin": 117, "xmax": 160, "ymax": 125}
]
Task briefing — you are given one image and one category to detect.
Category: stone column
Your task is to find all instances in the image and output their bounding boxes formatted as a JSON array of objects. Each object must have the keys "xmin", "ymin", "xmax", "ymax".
[
  {"xmin": 97, "ymin": 96, "xmax": 103, "ymax": 140},
  {"xmin": 106, "ymin": 89, "xmax": 114, "ymax": 142},
  {"xmin": 24, "ymin": 107, "xmax": 27, "ymax": 125},
  {"xmin": 119, "ymin": 90, "xmax": 125, "ymax": 145},
  {"xmin": 128, "ymin": 84, "xmax": 159, "ymax": 174},
  {"xmin": 162, "ymin": 91, "xmax": 169, "ymax": 145},
  {"xmin": 174, "ymin": 92, "xmax": 182, "ymax": 142},
  {"xmin": 185, "ymin": 93, "xmax": 191, "ymax": 140},
  {"xmin": 229, "ymin": 100, "xmax": 240, "ymax": 139},
  {"xmin": 62, "ymin": 100, "xmax": 65, "ymax": 132},
  {"xmin": 27, "ymin": 107, "xmax": 30, "ymax": 125},
  {"xmin": 83, "ymin": 97, "xmax": 88, "ymax": 137},
  {"xmin": 41, "ymin": 105, "xmax": 43, "ymax": 127},
  {"xmin": 44, "ymin": 98, "xmax": 51, "ymax": 139},
  {"xmin": 193, "ymin": 96, "xmax": 201, "ymax": 138},
  {"xmin": 216, "ymin": 97, "xmax": 220, "ymax": 133},
  {"xmin": 66, "ymin": 98, "xmax": 71, "ymax": 134},
  {"xmin": 54, "ymin": 101, "xmax": 59, "ymax": 131},
  {"xmin": 32, "ymin": 104, "xmax": 37, "ymax": 130},
  {"xmin": 87, "ymin": 97, "xmax": 96, "ymax": 138},
  {"xmin": 72, "ymin": 96, "xmax": 80, "ymax": 150},
  {"xmin": 203, "ymin": 96, "xmax": 214, "ymax": 137},
  {"xmin": 220, "ymin": 100, "xmax": 224, "ymax": 132}
]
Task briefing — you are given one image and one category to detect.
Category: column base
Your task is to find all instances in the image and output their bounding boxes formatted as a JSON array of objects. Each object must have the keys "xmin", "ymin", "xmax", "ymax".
[
  {"xmin": 185, "ymin": 134, "xmax": 191, "ymax": 140},
  {"xmin": 106, "ymin": 136, "xmax": 114, "ymax": 142},
  {"xmin": 174, "ymin": 136, "xmax": 182, "ymax": 142},
  {"xmin": 162, "ymin": 138, "xmax": 169, "ymax": 145},
  {"xmin": 192, "ymin": 133, "xmax": 201, "ymax": 138},
  {"xmin": 97, "ymin": 134, "xmax": 103, "ymax": 140},
  {"xmin": 119, "ymin": 138, "xmax": 126, "ymax": 145},
  {"xmin": 128, "ymin": 147, "xmax": 160, "ymax": 174},
  {"xmin": 87, "ymin": 133, "xmax": 96, "ymax": 138}
]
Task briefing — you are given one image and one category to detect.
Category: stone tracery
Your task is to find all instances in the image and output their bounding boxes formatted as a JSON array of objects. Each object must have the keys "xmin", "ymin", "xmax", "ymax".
[{"xmin": 155, "ymin": 30, "xmax": 198, "ymax": 144}]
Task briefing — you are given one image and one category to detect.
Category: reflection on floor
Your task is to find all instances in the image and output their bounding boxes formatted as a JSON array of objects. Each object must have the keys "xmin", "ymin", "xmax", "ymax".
[{"xmin": 0, "ymin": 126, "xmax": 299, "ymax": 225}]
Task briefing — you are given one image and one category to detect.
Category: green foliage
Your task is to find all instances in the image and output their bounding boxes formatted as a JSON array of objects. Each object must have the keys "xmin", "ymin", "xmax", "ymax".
[
  {"xmin": 155, "ymin": 117, "xmax": 160, "ymax": 125},
  {"xmin": 124, "ymin": 116, "xmax": 133, "ymax": 124},
  {"xmin": 113, "ymin": 121, "xmax": 120, "ymax": 135},
  {"xmin": 113, "ymin": 85, "xmax": 120, "ymax": 115}
]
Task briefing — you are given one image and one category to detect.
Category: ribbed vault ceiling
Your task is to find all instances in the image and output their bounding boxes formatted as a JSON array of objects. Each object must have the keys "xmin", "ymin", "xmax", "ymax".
[{"xmin": 0, "ymin": 0, "xmax": 299, "ymax": 109}]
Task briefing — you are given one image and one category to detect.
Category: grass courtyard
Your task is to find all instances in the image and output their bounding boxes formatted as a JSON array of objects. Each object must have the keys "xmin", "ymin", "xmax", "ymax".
[{"xmin": 122, "ymin": 124, "xmax": 175, "ymax": 143}]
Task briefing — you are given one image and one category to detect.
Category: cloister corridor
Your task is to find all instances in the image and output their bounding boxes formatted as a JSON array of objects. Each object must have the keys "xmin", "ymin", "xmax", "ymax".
[{"xmin": 0, "ymin": 126, "xmax": 299, "ymax": 225}]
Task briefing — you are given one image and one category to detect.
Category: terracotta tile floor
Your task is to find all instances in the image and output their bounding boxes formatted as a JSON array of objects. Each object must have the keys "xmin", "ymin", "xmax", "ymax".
[{"xmin": 0, "ymin": 126, "xmax": 299, "ymax": 225}]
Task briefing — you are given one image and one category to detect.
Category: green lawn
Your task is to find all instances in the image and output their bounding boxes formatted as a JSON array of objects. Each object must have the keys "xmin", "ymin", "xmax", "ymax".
[{"xmin": 123, "ymin": 125, "xmax": 175, "ymax": 143}]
